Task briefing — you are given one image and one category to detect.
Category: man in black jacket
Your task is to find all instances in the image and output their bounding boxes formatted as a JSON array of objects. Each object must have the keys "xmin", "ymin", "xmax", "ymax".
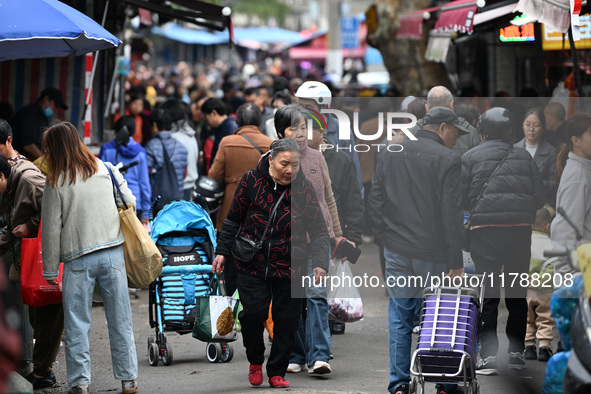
[
  {"xmin": 369, "ymin": 107, "xmax": 468, "ymax": 394},
  {"xmin": 461, "ymin": 108, "xmax": 545, "ymax": 374}
]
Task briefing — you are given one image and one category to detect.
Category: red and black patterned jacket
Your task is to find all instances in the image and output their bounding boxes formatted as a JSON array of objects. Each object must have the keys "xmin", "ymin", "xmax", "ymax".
[{"xmin": 216, "ymin": 152, "xmax": 329, "ymax": 282}]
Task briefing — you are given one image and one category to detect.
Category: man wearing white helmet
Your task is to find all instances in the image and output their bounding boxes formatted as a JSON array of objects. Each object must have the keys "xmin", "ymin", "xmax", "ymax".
[{"xmin": 295, "ymin": 81, "xmax": 364, "ymax": 194}]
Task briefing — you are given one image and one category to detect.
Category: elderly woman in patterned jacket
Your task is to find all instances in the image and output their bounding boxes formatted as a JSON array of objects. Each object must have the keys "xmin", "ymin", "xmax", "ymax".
[{"xmin": 212, "ymin": 138, "xmax": 329, "ymax": 389}]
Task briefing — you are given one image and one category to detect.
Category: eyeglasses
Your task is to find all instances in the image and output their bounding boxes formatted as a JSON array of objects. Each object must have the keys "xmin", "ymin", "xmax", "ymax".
[{"xmin": 524, "ymin": 123, "xmax": 542, "ymax": 129}]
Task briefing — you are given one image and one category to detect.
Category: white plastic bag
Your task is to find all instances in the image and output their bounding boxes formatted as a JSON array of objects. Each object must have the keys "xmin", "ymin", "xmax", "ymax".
[
  {"xmin": 327, "ymin": 259, "xmax": 364, "ymax": 323},
  {"xmin": 549, "ymin": 82, "xmax": 570, "ymax": 114},
  {"xmin": 193, "ymin": 295, "xmax": 238, "ymax": 342}
]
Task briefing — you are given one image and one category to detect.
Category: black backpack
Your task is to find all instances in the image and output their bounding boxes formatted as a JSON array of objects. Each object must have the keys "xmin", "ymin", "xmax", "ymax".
[{"xmin": 151, "ymin": 138, "xmax": 182, "ymax": 211}]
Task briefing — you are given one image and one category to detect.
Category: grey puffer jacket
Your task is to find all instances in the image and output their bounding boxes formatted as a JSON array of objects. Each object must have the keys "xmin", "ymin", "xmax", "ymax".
[
  {"xmin": 144, "ymin": 131, "xmax": 188, "ymax": 196},
  {"xmin": 461, "ymin": 140, "xmax": 545, "ymax": 226},
  {"xmin": 171, "ymin": 121, "xmax": 199, "ymax": 190}
]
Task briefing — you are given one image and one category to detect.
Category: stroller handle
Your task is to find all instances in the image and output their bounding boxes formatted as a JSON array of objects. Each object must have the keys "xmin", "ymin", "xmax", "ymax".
[
  {"xmin": 149, "ymin": 196, "xmax": 162, "ymax": 221},
  {"xmin": 161, "ymin": 265, "xmax": 213, "ymax": 276}
]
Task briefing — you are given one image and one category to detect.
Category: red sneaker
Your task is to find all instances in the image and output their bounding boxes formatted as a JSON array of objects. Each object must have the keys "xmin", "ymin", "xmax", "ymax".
[
  {"xmin": 268, "ymin": 376, "xmax": 290, "ymax": 388},
  {"xmin": 248, "ymin": 364, "xmax": 263, "ymax": 386}
]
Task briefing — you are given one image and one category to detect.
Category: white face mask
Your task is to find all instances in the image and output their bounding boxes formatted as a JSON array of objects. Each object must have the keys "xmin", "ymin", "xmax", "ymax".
[{"xmin": 273, "ymin": 108, "xmax": 278, "ymax": 115}]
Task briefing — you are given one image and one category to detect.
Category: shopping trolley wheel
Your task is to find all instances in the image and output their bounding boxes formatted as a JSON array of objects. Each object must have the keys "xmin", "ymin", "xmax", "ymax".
[
  {"xmin": 410, "ymin": 378, "xmax": 420, "ymax": 394},
  {"xmin": 147, "ymin": 337, "xmax": 154, "ymax": 351},
  {"xmin": 220, "ymin": 343, "xmax": 234, "ymax": 362},
  {"xmin": 148, "ymin": 342, "xmax": 159, "ymax": 366},
  {"xmin": 206, "ymin": 342, "xmax": 222, "ymax": 363},
  {"xmin": 162, "ymin": 342, "xmax": 173, "ymax": 366},
  {"xmin": 471, "ymin": 381, "xmax": 479, "ymax": 394},
  {"xmin": 411, "ymin": 377, "xmax": 424, "ymax": 394}
]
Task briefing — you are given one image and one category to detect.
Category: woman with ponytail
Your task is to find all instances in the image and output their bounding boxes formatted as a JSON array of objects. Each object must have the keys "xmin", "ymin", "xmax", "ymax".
[{"xmin": 552, "ymin": 114, "xmax": 591, "ymax": 275}]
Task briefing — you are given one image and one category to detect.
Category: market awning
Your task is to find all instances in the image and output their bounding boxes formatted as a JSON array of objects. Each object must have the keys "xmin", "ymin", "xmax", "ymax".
[
  {"xmin": 235, "ymin": 27, "xmax": 303, "ymax": 45},
  {"xmin": 425, "ymin": 31, "xmax": 453, "ymax": 62},
  {"xmin": 397, "ymin": 0, "xmax": 520, "ymax": 40},
  {"xmin": 152, "ymin": 24, "xmax": 305, "ymax": 48},
  {"xmin": 272, "ymin": 29, "xmax": 328, "ymax": 52},
  {"xmin": 473, "ymin": 0, "xmax": 519, "ymax": 26},
  {"xmin": 514, "ymin": 0, "xmax": 570, "ymax": 33},
  {"xmin": 289, "ymin": 46, "xmax": 365, "ymax": 61},
  {"xmin": 434, "ymin": 0, "xmax": 481, "ymax": 34},
  {"xmin": 121, "ymin": 0, "xmax": 230, "ymax": 31},
  {"xmin": 397, "ymin": 6, "xmax": 442, "ymax": 40},
  {"xmin": 152, "ymin": 24, "xmax": 227, "ymax": 45}
]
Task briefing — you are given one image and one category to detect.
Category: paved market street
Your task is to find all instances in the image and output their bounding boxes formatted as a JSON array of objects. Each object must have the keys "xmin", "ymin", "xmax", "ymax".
[{"xmin": 33, "ymin": 243, "xmax": 554, "ymax": 394}]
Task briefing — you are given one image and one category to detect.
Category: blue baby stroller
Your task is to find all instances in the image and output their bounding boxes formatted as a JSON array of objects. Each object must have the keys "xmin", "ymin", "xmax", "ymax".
[{"xmin": 147, "ymin": 199, "xmax": 234, "ymax": 366}]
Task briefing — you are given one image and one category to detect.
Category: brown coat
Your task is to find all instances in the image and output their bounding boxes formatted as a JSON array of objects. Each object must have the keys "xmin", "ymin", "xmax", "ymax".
[{"xmin": 208, "ymin": 125, "xmax": 273, "ymax": 231}]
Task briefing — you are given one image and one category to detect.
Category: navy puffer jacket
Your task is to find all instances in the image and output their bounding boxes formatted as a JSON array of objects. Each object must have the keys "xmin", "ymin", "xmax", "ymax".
[{"xmin": 461, "ymin": 140, "xmax": 545, "ymax": 226}]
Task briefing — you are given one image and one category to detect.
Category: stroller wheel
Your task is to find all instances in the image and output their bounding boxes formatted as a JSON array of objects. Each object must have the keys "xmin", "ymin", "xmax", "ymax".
[
  {"xmin": 471, "ymin": 381, "xmax": 479, "ymax": 394},
  {"xmin": 206, "ymin": 342, "xmax": 222, "ymax": 363},
  {"xmin": 162, "ymin": 342, "xmax": 173, "ymax": 366},
  {"xmin": 147, "ymin": 337, "xmax": 154, "ymax": 352},
  {"xmin": 220, "ymin": 343, "xmax": 234, "ymax": 363},
  {"xmin": 148, "ymin": 342, "xmax": 159, "ymax": 366}
]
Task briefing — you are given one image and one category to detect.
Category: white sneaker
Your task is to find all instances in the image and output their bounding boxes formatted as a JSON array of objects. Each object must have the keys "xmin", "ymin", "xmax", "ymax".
[
  {"xmin": 122, "ymin": 379, "xmax": 138, "ymax": 394},
  {"xmin": 287, "ymin": 363, "xmax": 302, "ymax": 373},
  {"xmin": 412, "ymin": 325, "xmax": 420, "ymax": 334},
  {"xmin": 308, "ymin": 360, "xmax": 331, "ymax": 374}
]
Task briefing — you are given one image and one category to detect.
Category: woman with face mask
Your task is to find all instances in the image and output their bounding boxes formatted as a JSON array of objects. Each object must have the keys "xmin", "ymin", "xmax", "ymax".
[{"xmin": 211, "ymin": 138, "xmax": 329, "ymax": 388}]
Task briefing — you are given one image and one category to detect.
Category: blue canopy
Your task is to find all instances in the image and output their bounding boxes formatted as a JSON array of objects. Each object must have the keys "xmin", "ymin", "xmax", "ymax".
[
  {"xmin": 0, "ymin": 0, "xmax": 120, "ymax": 61},
  {"xmin": 152, "ymin": 24, "xmax": 303, "ymax": 47},
  {"xmin": 233, "ymin": 27, "xmax": 302, "ymax": 44},
  {"xmin": 152, "ymin": 24, "xmax": 228, "ymax": 45},
  {"xmin": 151, "ymin": 200, "xmax": 217, "ymax": 250}
]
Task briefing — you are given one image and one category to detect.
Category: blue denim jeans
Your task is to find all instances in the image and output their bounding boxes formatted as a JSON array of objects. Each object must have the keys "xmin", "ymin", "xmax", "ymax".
[
  {"xmin": 384, "ymin": 247, "xmax": 454, "ymax": 393},
  {"xmin": 290, "ymin": 257, "xmax": 331, "ymax": 367},
  {"xmin": 62, "ymin": 245, "xmax": 138, "ymax": 387}
]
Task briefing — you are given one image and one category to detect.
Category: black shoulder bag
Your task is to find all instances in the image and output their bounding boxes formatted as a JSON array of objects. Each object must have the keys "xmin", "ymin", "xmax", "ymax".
[
  {"xmin": 464, "ymin": 147, "xmax": 512, "ymax": 252},
  {"xmin": 232, "ymin": 189, "xmax": 287, "ymax": 263},
  {"xmin": 240, "ymin": 134, "xmax": 264, "ymax": 155}
]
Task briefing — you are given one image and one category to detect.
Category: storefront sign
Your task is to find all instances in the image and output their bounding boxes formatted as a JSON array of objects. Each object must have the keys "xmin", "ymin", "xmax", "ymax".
[
  {"xmin": 542, "ymin": 14, "xmax": 591, "ymax": 50},
  {"xmin": 500, "ymin": 22, "xmax": 535, "ymax": 42}
]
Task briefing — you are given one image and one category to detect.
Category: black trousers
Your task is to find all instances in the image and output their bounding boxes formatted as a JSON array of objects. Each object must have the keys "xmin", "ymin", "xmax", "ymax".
[
  {"xmin": 28, "ymin": 303, "xmax": 64, "ymax": 376},
  {"xmin": 236, "ymin": 271, "xmax": 301, "ymax": 378},
  {"xmin": 224, "ymin": 254, "xmax": 237, "ymax": 296},
  {"xmin": 471, "ymin": 226, "xmax": 531, "ymax": 358}
]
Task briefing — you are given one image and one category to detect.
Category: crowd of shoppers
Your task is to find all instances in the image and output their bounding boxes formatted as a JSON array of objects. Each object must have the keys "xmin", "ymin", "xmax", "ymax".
[{"xmin": 0, "ymin": 64, "xmax": 588, "ymax": 394}]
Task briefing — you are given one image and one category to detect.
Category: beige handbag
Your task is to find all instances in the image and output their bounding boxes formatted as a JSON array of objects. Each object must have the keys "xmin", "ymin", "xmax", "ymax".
[{"xmin": 106, "ymin": 164, "xmax": 162, "ymax": 288}]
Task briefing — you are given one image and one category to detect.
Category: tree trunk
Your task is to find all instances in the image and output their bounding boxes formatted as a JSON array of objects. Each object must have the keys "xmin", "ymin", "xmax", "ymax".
[{"xmin": 366, "ymin": 0, "xmax": 453, "ymax": 96}]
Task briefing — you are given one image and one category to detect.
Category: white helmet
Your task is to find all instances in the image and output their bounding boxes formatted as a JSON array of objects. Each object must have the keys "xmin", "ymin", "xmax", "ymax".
[{"xmin": 295, "ymin": 81, "xmax": 332, "ymax": 107}]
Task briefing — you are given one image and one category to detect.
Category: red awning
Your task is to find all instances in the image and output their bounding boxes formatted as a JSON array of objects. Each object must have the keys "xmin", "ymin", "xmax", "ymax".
[
  {"xmin": 397, "ymin": 6, "xmax": 442, "ymax": 40},
  {"xmin": 435, "ymin": 0, "xmax": 480, "ymax": 34}
]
